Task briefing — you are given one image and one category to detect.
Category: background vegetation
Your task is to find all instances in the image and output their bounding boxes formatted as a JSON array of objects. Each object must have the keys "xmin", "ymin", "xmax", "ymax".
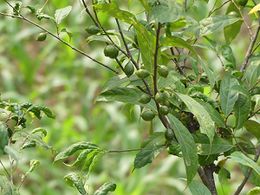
[{"xmin": 0, "ymin": 0, "xmax": 259, "ymax": 195}]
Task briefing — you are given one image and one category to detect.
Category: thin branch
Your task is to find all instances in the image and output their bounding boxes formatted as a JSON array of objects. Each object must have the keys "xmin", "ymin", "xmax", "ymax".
[
  {"xmin": 0, "ymin": 12, "xmax": 118, "ymax": 74},
  {"xmin": 153, "ymin": 23, "xmax": 161, "ymax": 95},
  {"xmin": 240, "ymin": 24, "xmax": 260, "ymax": 71},
  {"xmin": 198, "ymin": 167, "xmax": 211, "ymax": 189},
  {"xmin": 80, "ymin": 0, "xmax": 99, "ymax": 27},
  {"xmin": 107, "ymin": 144, "xmax": 166, "ymax": 154},
  {"xmin": 231, "ymin": 0, "xmax": 253, "ymax": 38},
  {"xmin": 81, "ymin": 0, "xmax": 152, "ymax": 95},
  {"xmin": 234, "ymin": 145, "xmax": 260, "ymax": 195},
  {"xmin": 170, "ymin": 47, "xmax": 185, "ymax": 75}
]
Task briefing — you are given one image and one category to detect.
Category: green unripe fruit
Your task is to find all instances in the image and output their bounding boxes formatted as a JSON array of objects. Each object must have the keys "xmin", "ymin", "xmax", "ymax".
[
  {"xmin": 85, "ymin": 25, "xmax": 100, "ymax": 35},
  {"xmin": 158, "ymin": 65, "xmax": 169, "ymax": 78},
  {"xmin": 139, "ymin": 94, "xmax": 151, "ymax": 104},
  {"xmin": 155, "ymin": 91, "xmax": 170, "ymax": 104},
  {"xmin": 36, "ymin": 32, "xmax": 47, "ymax": 41},
  {"xmin": 104, "ymin": 45, "xmax": 119, "ymax": 59},
  {"xmin": 141, "ymin": 110, "xmax": 155, "ymax": 121},
  {"xmin": 124, "ymin": 63, "xmax": 135, "ymax": 77},
  {"xmin": 135, "ymin": 69, "xmax": 150, "ymax": 79},
  {"xmin": 226, "ymin": 114, "xmax": 236, "ymax": 128},
  {"xmin": 235, "ymin": 0, "xmax": 248, "ymax": 6},
  {"xmin": 159, "ymin": 105, "xmax": 169, "ymax": 115},
  {"xmin": 165, "ymin": 128, "xmax": 174, "ymax": 141},
  {"xmin": 155, "ymin": 93, "xmax": 164, "ymax": 104}
]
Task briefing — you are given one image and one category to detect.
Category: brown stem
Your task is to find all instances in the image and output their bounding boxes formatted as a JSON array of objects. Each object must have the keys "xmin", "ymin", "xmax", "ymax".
[
  {"xmin": 198, "ymin": 164, "xmax": 218, "ymax": 195},
  {"xmin": 153, "ymin": 23, "xmax": 161, "ymax": 95},
  {"xmin": 240, "ymin": 24, "xmax": 260, "ymax": 71},
  {"xmin": 170, "ymin": 47, "xmax": 185, "ymax": 75}
]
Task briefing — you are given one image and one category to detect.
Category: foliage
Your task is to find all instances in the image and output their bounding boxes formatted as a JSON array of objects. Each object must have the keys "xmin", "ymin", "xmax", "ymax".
[{"xmin": 0, "ymin": 0, "xmax": 260, "ymax": 194}]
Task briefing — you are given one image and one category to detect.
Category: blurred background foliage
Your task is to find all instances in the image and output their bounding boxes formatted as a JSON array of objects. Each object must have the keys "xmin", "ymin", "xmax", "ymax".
[{"xmin": 0, "ymin": 0, "xmax": 259, "ymax": 194}]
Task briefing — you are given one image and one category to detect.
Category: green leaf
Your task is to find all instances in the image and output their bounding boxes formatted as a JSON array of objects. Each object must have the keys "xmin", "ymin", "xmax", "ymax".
[
  {"xmin": 220, "ymin": 72, "xmax": 240, "ymax": 116},
  {"xmin": 198, "ymin": 136, "xmax": 233, "ymax": 155},
  {"xmin": 244, "ymin": 120, "xmax": 260, "ymax": 139},
  {"xmin": 188, "ymin": 180, "xmax": 211, "ymax": 195},
  {"xmin": 224, "ymin": 4, "xmax": 242, "ymax": 43},
  {"xmin": 54, "ymin": 142, "xmax": 99, "ymax": 162},
  {"xmin": 229, "ymin": 151, "xmax": 260, "ymax": 175},
  {"xmin": 199, "ymin": 15, "xmax": 240, "ymax": 36},
  {"xmin": 94, "ymin": 182, "xmax": 117, "ymax": 195},
  {"xmin": 134, "ymin": 23, "xmax": 155, "ymax": 72},
  {"xmin": 161, "ymin": 36, "xmax": 197, "ymax": 57},
  {"xmin": 64, "ymin": 172, "xmax": 86, "ymax": 195},
  {"xmin": 234, "ymin": 92, "xmax": 251, "ymax": 129},
  {"xmin": 0, "ymin": 124, "xmax": 8, "ymax": 155},
  {"xmin": 98, "ymin": 87, "xmax": 142, "ymax": 104},
  {"xmin": 95, "ymin": 2, "xmax": 155, "ymax": 72},
  {"xmin": 224, "ymin": 20, "xmax": 242, "ymax": 43},
  {"xmin": 243, "ymin": 58, "xmax": 260, "ymax": 88},
  {"xmin": 82, "ymin": 150, "xmax": 101, "ymax": 173},
  {"xmin": 32, "ymin": 127, "xmax": 48, "ymax": 137},
  {"xmin": 220, "ymin": 45, "xmax": 236, "ymax": 69},
  {"xmin": 150, "ymin": 0, "xmax": 181, "ymax": 23},
  {"xmin": 168, "ymin": 115, "xmax": 198, "ymax": 183},
  {"xmin": 54, "ymin": 6, "xmax": 72, "ymax": 25},
  {"xmin": 199, "ymin": 59, "xmax": 216, "ymax": 87},
  {"xmin": 197, "ymin": 100, "xmax": 225, "ymax": 128},
  {"xmin": 95, "ymin": 2, "xmax": 136, "ymax": 24},
  {"xmin": 218, "ymin": 168, "xmax": 231, "ymax": 184},
  {"xmin": 247, "ymin": 187, "xmax": 260, "ymax": 195},
  {"xmin": 134, "ymin": 132, "xmax": 165, "ymax": 169},
  {"xmin": 176, "ymin": 93, "xmax": 216, "ymax": 144},
  {"xmin": 67, "ymin": 149, "xmax": 95, "ymax": 167}
]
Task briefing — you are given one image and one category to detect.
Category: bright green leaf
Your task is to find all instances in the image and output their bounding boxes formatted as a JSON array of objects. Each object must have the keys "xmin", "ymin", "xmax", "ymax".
[
  {"xmin": 64, "ymin": 172, "xmax": 86, "ymax": 195},
  {"xmin": 54, "ymin": 142, "xmax": 99, "ymax": 162},
  {"xmin": 54, "ymin": 6, "xmax": 72, "ymax": 25},
  {"xmin": 94, "ymin": 182, "xmax": 117, "ymax": 195}
]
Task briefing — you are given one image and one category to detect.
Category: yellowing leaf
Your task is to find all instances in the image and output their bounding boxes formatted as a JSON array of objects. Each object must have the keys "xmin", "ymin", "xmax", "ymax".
[{"xmin": 249, "ymin": 4, "xmax": 260, "ymax": 15}]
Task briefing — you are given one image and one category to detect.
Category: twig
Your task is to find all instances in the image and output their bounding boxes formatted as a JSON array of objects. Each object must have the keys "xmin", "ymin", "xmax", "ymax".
[
  {"xmin": 240, "ymin": 25, "xmax": 260, "ymax": 71},
  {"xmin": 80, "ymin": 0, "xmax": 99, "ymax": 27},
  {"xmin": 234, "ymin": 145, "xmax": 260, "ymax": 195},
  {"xmin": 153, "ymin": 23, "xmax": 161, "ymax": 95},
  {"xmin": 0, "ymin": 11, "xmax": 118, "ymax": 74},
  {"xmin": 170, "ymin": 47, "xmax": 185, "ymax": 75}
]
